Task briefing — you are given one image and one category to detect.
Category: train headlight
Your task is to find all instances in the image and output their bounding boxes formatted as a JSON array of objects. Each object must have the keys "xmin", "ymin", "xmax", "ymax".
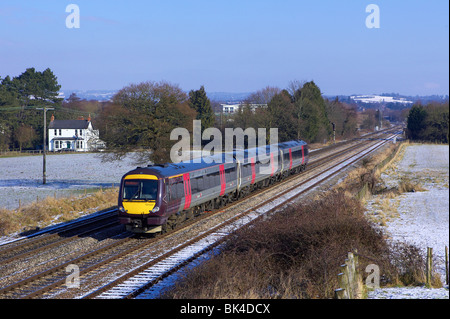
[
  {"xmin": 119, "ymin": 206, "xmax": 126, "ymax": 213},
  {"xmin": 151, "ymin": 206, "xmax": 160, "ymax": 213}
]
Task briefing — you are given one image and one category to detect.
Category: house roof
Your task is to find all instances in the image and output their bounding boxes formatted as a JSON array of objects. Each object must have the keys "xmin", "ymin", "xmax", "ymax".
[
  {"xmin": 49, "ymin": 120, "xmax": 90, "ymax": 129},
  {"xmin": 51, "ymin": 137, "xmax": 85, "ymax": 141}
]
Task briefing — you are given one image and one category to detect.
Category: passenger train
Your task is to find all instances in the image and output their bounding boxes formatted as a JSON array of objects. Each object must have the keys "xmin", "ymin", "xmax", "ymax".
[{"xmin": 118, "ymin": 140, "xmax": 309, "ymax": 234}]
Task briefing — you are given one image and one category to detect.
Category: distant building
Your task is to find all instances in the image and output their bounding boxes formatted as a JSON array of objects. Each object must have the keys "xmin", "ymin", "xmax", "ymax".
[
  {"xmin": 48, "ymin": 114, "xmax": 105, "ymax": 152},
  {"xmin": 221, "ymin": 104, "xmax": 241, "ymax": 114},
  {"xmin": 220, "ymin": 103, "xmax": 267, "ymax": 114}
]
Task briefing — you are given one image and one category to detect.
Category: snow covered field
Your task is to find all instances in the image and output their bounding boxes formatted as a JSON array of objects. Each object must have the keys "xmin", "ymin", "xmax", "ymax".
[
  {"xmin": 0, "ymin": 153, "xmax": 141, "ymax": 210},
  {"xmin": 366, "ymin": 144, "xmax": 449, "ymax": 299}
]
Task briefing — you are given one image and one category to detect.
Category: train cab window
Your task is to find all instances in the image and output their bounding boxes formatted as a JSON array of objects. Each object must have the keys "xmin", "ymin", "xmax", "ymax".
[
  {"xmin": 123, "ymin": 180, "xmax": 158, "ymax": 201},
  {"xmin": 177, "ymin": 181, "xmax": 184, "ymax": 199},
  {"xmin": 169, "ymin": 178, "xmax": 184, "ymax": 200}
]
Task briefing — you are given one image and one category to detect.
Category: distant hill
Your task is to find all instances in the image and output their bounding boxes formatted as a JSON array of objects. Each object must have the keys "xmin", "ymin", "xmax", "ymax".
[
  {"xmin": 59, "ymin": 90, "xmax": 448, "ymax": 107},
  {"xmin": 59, "ymin": 90, "xmax": 118, "ymax": 101},
  {"xmin": 59, "ymin": 90, "xmax": 251, "ymax": 103},
  {"xmin": 324, "ymin": 93, "xmax": 449, "ymax": 110},
  {"xmin": 206, "ymin": 92, "xmax": 251, "ymax": 102}
]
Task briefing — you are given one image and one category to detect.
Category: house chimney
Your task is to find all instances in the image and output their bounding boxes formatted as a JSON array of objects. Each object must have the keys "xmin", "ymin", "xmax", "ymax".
[
  {"xmin": 88, "ymin": 114, "xmax": 91, "ymax": 122},
  {"xmin": 51, "ymin": 114, "xmax": 55, "ymax": 122}
]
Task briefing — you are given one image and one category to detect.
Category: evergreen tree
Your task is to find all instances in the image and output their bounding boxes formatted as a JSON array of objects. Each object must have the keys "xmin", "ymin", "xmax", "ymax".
[
  {"xmin": 406, "ymin": 104, "xmax": 427, "ymax": 140},
  {"xmin": 266, "ymin": 91, "xmax": 297, "ymax": 142},
  {"xmin": 12, "ymin": 68, "xmax": 62, "ymax": 107},
  {"xmin": 297, "ymin": 81, "xmax": 331, "ymax": 142},
  {"xmin": 0, "ymin": 76, "xmax": 20, "ymax": 107},
  {"xmin": 188, "ymin": 86, "xmax": 214, "ymax": 133}
]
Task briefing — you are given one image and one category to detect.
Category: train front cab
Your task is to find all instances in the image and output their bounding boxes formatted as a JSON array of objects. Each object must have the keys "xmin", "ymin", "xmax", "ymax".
[{"xmin": 118, "ymin": 173, "xmax": 167, "ymax": 234}]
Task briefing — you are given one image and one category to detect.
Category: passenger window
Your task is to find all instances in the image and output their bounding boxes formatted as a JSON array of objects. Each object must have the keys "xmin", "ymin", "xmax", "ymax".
[
  {"xmin": 190, "ymin": 178, "xmax": 198, "ymax": 193},
  {"xmin": 197, "ymin": 177, "xmax": 204, "ymax": 192}
]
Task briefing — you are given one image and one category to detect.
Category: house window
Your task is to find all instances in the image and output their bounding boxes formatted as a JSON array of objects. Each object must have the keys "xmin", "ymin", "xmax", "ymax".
[
  {"xmin": 76, "ymin": 141, "xmax": 83, "ymax": 149},
  {"xmin": 59, "ymin": 129, "xmax": 62, "ymax": 135},
  {"xmin": 54, "ymin": 129, "xmax": 57, "ymax": 135},
  {"xmin": 55, "ymin": 141, "xmax": 60, "ymax": 149},
  {"xmin": 79, "ymin": 129, "xmax": 83, "ymax": 136}
]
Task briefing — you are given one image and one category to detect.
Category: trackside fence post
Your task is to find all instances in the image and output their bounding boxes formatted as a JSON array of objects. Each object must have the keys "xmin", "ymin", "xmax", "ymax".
[{"xmin": 334, "ymin": 250, "xmax": 364, "ymax": 299}]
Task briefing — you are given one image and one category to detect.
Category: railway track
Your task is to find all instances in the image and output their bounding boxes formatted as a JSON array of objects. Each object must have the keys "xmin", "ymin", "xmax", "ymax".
[
  {"xmin": 0, "ymin": 208, "xmax": 118, "ymax": 263},
  {"xmin": 0, "ymin": 129, "xmax": 400, "ymax": 299}
]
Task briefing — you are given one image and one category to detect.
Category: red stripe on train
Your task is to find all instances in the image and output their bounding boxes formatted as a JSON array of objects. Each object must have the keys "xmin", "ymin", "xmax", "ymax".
[
  {"xmin": 219, "ymin": 164, "xmax": 226, "ymax": 196},
  {"xmin": 183, "ymin": 173, "xmax": 191, "ymax": 210},
  {"xmin": 270, "ymin": 153, "xmax": 275, "ymax": 177},
  {"xmin": 251, "ymin": 157, "xmax": 256, "ymax": 184},
  {"xmin": 289, "ymin": 148, "xmax": 293, "ymax": 169}
]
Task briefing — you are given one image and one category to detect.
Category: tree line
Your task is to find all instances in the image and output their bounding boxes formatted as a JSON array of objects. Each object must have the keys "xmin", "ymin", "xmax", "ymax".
[
  {"xmin": 0, "ymin": 68, "xmax": 61, "ymax": 151},
  {"xmin": 2, "ymin": 67, "xmax": 402, "ymax": 164},
  {"xmin": 229, "ymin": 81, "xmax": 359, "ymax": 145},
  {"xmin": 97, "ymin": 80, "xmax": 365, "ymax": 163},
  {"xmin": 406, "ymin": 101, "xmax": 449, "ymax": 143}
]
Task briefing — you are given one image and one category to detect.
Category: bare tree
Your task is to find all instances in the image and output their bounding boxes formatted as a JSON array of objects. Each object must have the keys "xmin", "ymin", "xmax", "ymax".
[
  {"xmin": 15, "ymin": 124, "xmax": 36, "ymax": 151},
  {"xmin": 246, "ymin": 86, "xmax": 281, "ymax": 105}
]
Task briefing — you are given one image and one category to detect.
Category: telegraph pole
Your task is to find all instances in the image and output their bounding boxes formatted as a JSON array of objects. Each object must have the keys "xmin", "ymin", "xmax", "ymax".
[{"xmin": 36, "ymin": 106, "xmax": 54, "ymax": 184}]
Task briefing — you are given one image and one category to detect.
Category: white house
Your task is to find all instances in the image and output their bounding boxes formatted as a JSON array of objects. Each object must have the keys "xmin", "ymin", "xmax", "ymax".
[
  {"xmin": 48, "ymin": 114, "xmax": 105, "ymax": 152},
  {"xmin": 220, "ymin": 103, "xmax": 267, "ymax": 114}
]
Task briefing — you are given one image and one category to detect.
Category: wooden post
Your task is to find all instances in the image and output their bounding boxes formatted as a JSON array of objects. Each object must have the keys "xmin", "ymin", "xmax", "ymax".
[
  {"xmin": 337, "ymin": 266, "xmax": 350, "ymax": 299},
  {"xmin": 334, "ymin": 287, "xmax": 347, "ymax": 299},
  {"xmin": 353, "ymin": 250, "xmax": 364, "ymax": 298},
  {"xmin": 445, "ymin": 246, "xmax": 448, "ymax": 286},
  {"xmin": 335, "ymin": 251, "xmax": 365, "ymax": 299},
  {"xmin": 36, "ymin": 106, "xmax": 54, "ymax": 184},
  {"xmin": 345, "ymin": 253, "xmax": 355, "ymax": 299},
  {"xmin": 426, "ymin": 247, "xmax": 433, "ymax": 287}
]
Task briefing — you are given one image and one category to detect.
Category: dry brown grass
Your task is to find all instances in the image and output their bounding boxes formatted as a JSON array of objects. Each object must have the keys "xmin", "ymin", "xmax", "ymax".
[
  {"xmin": 397, "ymin": 178, "xmax": 428, "ymax": 193},
  {"xmin": 0, "ymin": 188, "xmax": 118, "ymax": 236}
]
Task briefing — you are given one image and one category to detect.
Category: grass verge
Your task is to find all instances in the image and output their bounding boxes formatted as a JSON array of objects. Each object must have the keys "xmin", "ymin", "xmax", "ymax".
[{"xmin": 0, "ymin": 188, "xmax": 118, "ymax": 236}]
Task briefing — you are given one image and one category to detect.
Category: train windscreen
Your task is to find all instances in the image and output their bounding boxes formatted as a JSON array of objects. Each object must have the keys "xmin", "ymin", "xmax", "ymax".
[{"xmin": 123, "ymin": 180, "xmax": 158, "ymax": 201}]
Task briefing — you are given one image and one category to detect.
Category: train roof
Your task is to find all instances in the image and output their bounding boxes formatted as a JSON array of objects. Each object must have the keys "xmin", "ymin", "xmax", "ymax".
[
  {"xmin": 235, "ymin": 140, "xmax": 307, "ymax": 162},
  {"xmin": 123, "ymin": 140, "xmax": 308, "ymax": 178},
  {"xmin": 126, "ymin": 153, "xmax": 234, "ymax": 178}
]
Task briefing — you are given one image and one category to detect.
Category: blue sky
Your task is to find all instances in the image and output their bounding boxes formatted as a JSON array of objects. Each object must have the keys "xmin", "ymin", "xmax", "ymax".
[{"xmin": 0, "ymin": 1, "xmax": 448, "ymax": 96}]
